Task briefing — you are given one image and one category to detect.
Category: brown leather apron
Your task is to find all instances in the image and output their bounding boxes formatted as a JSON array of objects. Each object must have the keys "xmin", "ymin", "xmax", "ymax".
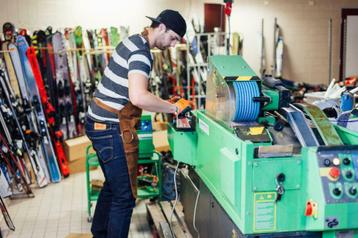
[
  {"xmin": 117, "ymin": 102, "xmax": 142, "ymax": 199},
  {"xmin": 93, "ymin": 98, "xmax": 142, "ymax": 198}
]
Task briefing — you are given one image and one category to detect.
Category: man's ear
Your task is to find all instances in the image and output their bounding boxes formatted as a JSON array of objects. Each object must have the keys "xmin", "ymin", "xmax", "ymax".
[{"xmin": 158, "ymin": 23, "xmax": 167, "ymax": 33}]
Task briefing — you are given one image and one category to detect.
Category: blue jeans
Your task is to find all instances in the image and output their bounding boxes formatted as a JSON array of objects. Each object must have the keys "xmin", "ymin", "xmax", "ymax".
[{"xmin": 85, "ymin": 116, "xmax": 135, "ymax": 238}]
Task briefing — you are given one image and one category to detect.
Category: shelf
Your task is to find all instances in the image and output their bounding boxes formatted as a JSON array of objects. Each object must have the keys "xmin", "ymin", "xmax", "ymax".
[{"xmin": 138, "ymin": 186, "xmax": 160, "ymax": 199}]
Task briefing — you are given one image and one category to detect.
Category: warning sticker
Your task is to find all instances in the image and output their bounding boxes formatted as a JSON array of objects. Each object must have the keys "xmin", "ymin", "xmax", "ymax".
[{"xmin": 253, "ymin": 192, "xmax": 277, "ymax": 232}]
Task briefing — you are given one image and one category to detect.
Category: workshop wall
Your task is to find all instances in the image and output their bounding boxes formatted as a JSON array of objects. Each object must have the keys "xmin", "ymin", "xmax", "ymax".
[
  {"xmin": 192, "ymin": 0, "xmax": 358, "ymax": 85},
  {"xmin": 0, "ymin": 0, "xmax": 188, "ymax": 32},
  {"xmin": 1, "ymin": 0, "xmax": 358, "ymax": 85}
]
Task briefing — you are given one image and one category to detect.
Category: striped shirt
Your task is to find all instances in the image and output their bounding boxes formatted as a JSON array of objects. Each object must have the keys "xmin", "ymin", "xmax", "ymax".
[{"xmin": 88, "ymin": 34, "xmax": 153, "ymax": 123}]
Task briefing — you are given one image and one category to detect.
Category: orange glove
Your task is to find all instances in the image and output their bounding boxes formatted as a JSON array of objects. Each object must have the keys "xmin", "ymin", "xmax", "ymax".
[
  {"xmin": 167, "ymin": 95, "xmax": 181, "ymax": 104},
  {"xmin": 175, "ymin": 98, "xmax": 193, "ymax": 118}
]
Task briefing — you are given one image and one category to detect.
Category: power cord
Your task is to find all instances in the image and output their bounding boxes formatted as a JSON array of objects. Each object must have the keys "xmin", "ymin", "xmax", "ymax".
[
  {"xmin": 181, "ymin": 167, "xmax": 200, "ymax": 238},
  {"xmin": 168, "ymin": 163, "xmax": 201, "ymax": 238},
  {"xmin": 169, "ymin": 161, "xmax": 180, "ymax": 237}
]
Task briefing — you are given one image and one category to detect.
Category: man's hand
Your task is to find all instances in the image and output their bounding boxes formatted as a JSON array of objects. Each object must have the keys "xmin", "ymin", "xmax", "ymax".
[{"xmin": 175, "ymin": 98, "xmax": 193, "ymax": 117}]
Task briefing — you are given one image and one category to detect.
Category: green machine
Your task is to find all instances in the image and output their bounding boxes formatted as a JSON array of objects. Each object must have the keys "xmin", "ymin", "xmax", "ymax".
[
  {"xmin": 138, "ymin": 114, "xmax": 155, "ymax": 158},
  {"xmin": 168, "ymin": 55, "xmax": 358, "ymax": 237}
]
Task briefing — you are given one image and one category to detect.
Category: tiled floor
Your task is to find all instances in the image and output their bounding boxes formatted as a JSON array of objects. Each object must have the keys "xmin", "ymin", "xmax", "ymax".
[{"xmin": 0, "ymin": 171, "xmax": 152, "ymax": 238}]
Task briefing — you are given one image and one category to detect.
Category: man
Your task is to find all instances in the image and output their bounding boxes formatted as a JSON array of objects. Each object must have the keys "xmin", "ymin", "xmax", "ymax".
[{"xmin": 85, "ymin": 9, "xmax": 189, "ymax": 238}]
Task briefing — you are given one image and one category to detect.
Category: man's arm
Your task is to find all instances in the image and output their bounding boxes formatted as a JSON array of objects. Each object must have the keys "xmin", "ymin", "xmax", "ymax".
[{"xmin": 128, "ymin": 72, "xmax": 177, "ymax": 113}]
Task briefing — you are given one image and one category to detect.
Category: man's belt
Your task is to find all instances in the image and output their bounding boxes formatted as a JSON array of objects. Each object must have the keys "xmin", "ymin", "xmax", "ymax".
[{"xmin": 94, "ymin": 98, "xmax": 119, "ymax": 114}]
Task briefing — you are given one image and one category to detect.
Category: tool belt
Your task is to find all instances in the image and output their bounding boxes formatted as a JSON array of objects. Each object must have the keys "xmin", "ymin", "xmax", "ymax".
[
  {"xmin": 94, "ymin": 98, "xmax": 142, "ymax": 198},
  {"xmin": 93, "ymin": 98, "xmax": 118, "ymax": 114}
]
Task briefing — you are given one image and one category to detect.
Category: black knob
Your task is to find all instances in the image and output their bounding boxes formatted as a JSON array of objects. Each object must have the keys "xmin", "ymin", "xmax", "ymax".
[
  {"xmin": 346, "ymin": 170, "xmax": 353, "ymax": 179},
  {"xmin": 324, "ymin": 159, "xmax": 331, "ymax": 167},
  {"xmin": 349, "ymin": 187, "xmax": 357, "ymax": 196},
  {"xmin": 343, "ymin": 158, "xmax": 351, "ymax": 165},
  {"xmin": 277, "ymin": 173, "xmax": 285, "ymax": 182},
  {"xmin": 333, "ymin": 187, "xmax": 341, "ymax": 196}
]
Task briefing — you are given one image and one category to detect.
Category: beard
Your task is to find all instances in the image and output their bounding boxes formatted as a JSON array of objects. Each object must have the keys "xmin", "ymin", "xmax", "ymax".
[{"xmin": 157, "ymin": 44, "xmax": 166, "ymax": 50}]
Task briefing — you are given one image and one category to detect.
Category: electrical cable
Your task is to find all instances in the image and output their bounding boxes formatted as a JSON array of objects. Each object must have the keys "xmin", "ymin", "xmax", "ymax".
[
  {"xmin": 168, "ymin": 164, "xmax": 201, "ymax": 238},
  {"xmin": 169, "ymin": 161, "xmax": 180, "ymax": 237},
  {"xmin": 180, "ymin": 168, "xmax": 200, "ymax": 238},
  {"xmin": 189, "ymin": 175, "xmax": 200, "ymax": 238}
]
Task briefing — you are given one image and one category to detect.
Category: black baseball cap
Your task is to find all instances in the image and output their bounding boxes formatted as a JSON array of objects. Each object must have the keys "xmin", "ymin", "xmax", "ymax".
[{"xmin": 146, "ymin": 9, "xmax": 187, "ymax": 38}]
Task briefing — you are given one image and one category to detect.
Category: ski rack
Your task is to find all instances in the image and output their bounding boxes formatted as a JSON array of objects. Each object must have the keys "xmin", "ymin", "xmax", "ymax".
[{"xmin": 186, "ymin": 31, "xmax": 231, "ymax": 109}]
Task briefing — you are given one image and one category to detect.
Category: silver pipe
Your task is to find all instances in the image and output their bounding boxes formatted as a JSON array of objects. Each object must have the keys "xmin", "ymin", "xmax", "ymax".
[{"xmin": 328, "ymin": 18, "xmax": 333, "ymax": 85}]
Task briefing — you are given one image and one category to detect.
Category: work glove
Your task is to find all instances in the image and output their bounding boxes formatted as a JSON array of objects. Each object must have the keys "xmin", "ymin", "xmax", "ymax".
[
  {"xmin": 175, "ymin": 98, "xmax": 193, "ymax": 118},
  {"xmin": 167, "ymin": 95, "xmax": 181, "ymax": 104}
]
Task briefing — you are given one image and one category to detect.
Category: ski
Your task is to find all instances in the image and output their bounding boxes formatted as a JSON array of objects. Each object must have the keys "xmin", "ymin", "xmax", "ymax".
[
  {"xmin": 0, "ymin": 165, "xmax": 12, "ymax": 198},
  {"xmin": 73, "ymin": 26, "xmax": 87, "ymax": 134},
  {"xmin": 100, "ymin": 28, "xmax": 111, "ymax": 64},
  {"xmin": 0, "ymin": 196, "xmax": 15, "ymax": 231},
  {"xmin": 63, "ymin": 28, "xmax": 79, "ymax": 126},
  {"xmin": 52, "ymin": 32, "xmax": 77, "ymax": 139},
  {"xmin": 86, "ymin": 29, "xmax": 103, "ymax": 87},
  {"xmin": 1, "ymin": 42, "xmax": 21, "ymax": 98},
  {"xmin": 109, "ymin": 26, "xmax": 120, "ymax": 47}
]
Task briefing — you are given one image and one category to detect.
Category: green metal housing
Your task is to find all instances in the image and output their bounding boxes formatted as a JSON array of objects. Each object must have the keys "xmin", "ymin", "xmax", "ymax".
[{"xmin": 138, "ymin": 114, "xmax": 155, "ymax": 158}]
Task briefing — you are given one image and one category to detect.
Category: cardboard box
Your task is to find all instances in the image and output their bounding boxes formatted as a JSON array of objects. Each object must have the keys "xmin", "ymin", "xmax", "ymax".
[
  {"xmin": 64, "ymin": 135, "xmax": 92, "ymax": 162},
  {"xmin": 153, "ymin": 130, "xmax": 170, "ymax": 152},
  {"xmin": 152, "ymin": 121, "xmax": 168, "ymax": 131},
  {"xmin": 68, "ymin": 156, "xmax": 86, "ymax": 174}
]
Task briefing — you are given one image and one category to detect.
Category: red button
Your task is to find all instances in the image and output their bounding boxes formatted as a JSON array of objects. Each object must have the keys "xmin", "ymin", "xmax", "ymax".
[
  {"xmin": 305, "ymin": 201, "xmax": 313, "ymax": 216},
  {"xmin": 329, "ymin": 167, "xmax": 340, "ymax": 179}
]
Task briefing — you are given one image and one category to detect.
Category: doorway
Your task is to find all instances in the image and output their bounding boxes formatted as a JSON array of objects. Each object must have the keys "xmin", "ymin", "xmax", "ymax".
[{"xmin": 339, "ymin": 9, "xmax": 358, "ymax": 81}]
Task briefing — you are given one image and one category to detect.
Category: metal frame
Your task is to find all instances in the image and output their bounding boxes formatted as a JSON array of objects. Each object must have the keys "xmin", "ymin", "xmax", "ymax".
[{"xmin": 186, "ymin": 32, "xmax": 230, "ymax": 109}]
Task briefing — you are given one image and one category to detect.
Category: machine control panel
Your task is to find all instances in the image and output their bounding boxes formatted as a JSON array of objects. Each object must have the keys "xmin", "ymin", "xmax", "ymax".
[{"xmin": 317, "ymin": 146, "xmax": 358, "ymax": 203}]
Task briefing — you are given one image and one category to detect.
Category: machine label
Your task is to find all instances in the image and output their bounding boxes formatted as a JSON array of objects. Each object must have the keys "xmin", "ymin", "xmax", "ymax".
[
  {"xmin": 253, "ymin": 192, "xmax": 277, "ymax": 232},
  {"xmin": 199, "ymin": 119, "xmax": 209, "ymax": 135}
]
